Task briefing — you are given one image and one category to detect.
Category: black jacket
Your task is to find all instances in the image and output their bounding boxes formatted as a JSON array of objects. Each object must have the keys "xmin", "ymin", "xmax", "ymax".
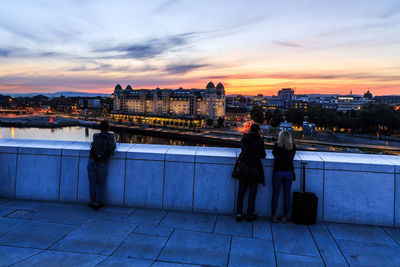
[
  {"xmin": 240, "ymin": 132, "xmax": 266, "ymax": 185},
  {"xmin": 272, "ymin": 143, "xmax": 296, "ymax": 172}
]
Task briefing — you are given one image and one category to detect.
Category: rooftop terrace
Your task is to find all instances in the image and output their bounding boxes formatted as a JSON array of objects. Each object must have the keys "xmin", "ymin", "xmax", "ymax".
[
  {"xmin": 1, "ymin": 199, "xmax": 400, "ymax": 266},
  {"xmin": 0, "ymin": 139, "xmax": 399, "ymax": 265}
]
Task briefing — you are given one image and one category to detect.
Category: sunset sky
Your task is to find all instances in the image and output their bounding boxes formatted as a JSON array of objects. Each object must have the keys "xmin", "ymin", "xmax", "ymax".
[{"xmin": 1, "ymin": 0, "xmax": 400, "ymax": 96}]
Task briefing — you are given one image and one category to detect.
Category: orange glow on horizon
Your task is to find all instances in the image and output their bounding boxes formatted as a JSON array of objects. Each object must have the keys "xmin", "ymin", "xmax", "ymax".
[{"xmin": 0, "ymin": 74, "xmax": 398, "ymax": 96}]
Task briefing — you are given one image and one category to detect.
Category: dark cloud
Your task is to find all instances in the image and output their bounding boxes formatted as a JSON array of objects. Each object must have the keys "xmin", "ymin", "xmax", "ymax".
[
  {"xmin": 165, "ymin": 63, "xmax": 209, "ymax": 74},
  {"xmin": 273, "ymin": 41, "xmax": 302, "ymax": 48},
  {"xmin": 70, "ymin": 63, "xmax": 113, "ymax": 72},
  {"xmin": 0, "ymin": 48, "xmax": 13, "ymax": 57},
  {"xmin": 206, "ymin": 72, "xmax": 400, "ymax": 83},
  {"xmin": 39, "ymin": 52, "xmax": 61, "ymax": 57},
  {"xmin": 0, "ymin": 73, "xmax": 196, "ymax": 93},
  {"xmin": 0, "ymin": 47, "xmax": 63, "ymax": 58},
  {"xmin": 93, "ymin": 33, "xmax": 193, "ymax": 59},
  {"xmin": 267, "ymin": 73, "xmax": 400, "ymax": 82},
  {"xmin": 69, "ymin": 62, "xmax": 158, "ymax": 73}
]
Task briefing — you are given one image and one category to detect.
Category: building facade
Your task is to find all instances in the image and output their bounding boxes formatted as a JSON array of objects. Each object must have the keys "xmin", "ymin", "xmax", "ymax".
[
  {"xmin": 374, "ymin": 95, "xmax": 400, "ymax": 106},
  {"xmin": 112, "ymin": 82, "xmax": 225, "ymax": 122},
  {"xmin": 277, "ymin": 88, "xmax": 294, "ymax": 100},
  {"xmin": 336, "ymin": 95, "xmax": 373, "ymax": 111}
]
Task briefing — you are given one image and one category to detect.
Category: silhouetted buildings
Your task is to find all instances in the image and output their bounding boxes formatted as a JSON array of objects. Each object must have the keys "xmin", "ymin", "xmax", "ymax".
[{"xmin": 277, "ymin": 88, "xmax": 294, "ymax": 100}]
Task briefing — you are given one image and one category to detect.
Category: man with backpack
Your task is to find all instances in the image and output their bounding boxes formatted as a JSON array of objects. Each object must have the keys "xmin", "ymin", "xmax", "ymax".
[{"xmin": 87, "ymin": 120, "xmax": 116, "ymax": 210}]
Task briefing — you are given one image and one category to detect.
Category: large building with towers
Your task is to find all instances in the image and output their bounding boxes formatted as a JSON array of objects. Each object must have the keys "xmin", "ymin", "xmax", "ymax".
[{"xmin": 112, "ymin": 82, "xmax": 225, "ymax": 127}]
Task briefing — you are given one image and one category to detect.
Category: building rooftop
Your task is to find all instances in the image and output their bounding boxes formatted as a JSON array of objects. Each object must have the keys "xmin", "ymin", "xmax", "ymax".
[{"xmin": 0, "ymin": 199, "xmax": 399, "ymax": 266}]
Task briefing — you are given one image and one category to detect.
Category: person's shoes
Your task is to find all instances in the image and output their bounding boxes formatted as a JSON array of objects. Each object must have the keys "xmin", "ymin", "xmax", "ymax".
[
  {"xmin": 88, "ymin": 202, "xmax": 96, "ymax": 209},
  {"xmin": 93, "ymin": 203, "xmax": 103, "ymax": 211},
  {"xmin": 281, "ymin": 216, "xmax": 287, "ymax": 223},
  {"xmin": 271, "ymin": 216, "xmax": 278, "ymax": 223},
  {"xmin": 236, "ymin": 214, "xmax": 246, "ymax": 222},
  {"xmin": 246, "ymin": 214, "xmax": 258, "ymax": 222}
]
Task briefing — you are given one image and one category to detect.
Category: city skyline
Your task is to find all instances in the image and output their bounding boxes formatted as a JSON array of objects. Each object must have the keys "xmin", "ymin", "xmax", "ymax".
[{"xmin": 1, "ymin": 0, "xmax": 400, "ymax": 95}]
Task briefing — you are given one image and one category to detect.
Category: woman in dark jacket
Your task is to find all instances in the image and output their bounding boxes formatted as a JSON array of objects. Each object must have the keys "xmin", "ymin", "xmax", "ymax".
[
  {"xmin": 271, "ymin": 130, "xmax": 296, "ymax": 223},
  {"xmin": 235, "ymin": 123, "xmax": 266, "ymax": 222}
]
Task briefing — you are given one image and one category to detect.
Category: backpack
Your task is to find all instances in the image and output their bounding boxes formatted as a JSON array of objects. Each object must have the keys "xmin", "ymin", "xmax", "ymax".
[{"xmin": 90, "ymin": 133, "xmax": 114, "ymax": 162}]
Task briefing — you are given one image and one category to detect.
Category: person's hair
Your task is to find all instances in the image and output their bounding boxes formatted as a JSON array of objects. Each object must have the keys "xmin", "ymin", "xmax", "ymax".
[
  {"xmin": 277, "ymin": 130, "xmax": 293, "ymax": 150},
  {"xmin": 100, "ymin": 120, "xmax": 110, "ymax": 132},
  {"xmin": 250, "ymin": 123, "xmax": 260, "ymax": 133}
]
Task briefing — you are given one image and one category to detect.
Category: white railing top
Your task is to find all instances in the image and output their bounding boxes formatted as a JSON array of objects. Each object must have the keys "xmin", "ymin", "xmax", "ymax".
[{"xmin": 0, "ymin": 138, "xmax": 398, "ymax": 172}]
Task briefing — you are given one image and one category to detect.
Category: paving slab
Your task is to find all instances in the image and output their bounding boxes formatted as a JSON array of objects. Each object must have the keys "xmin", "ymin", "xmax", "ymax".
[
  {"xmin": 115, "ymin": 233, "xmax": 168, "ymax": 260},
  {"xmin": 126, "ymin": 208, "xmax": 167, "ymax": 225},
  {"xmin": 252, "ymin": 219, "xmax": 272, "ymax": 240},
  {"xmin": 159, "ymin": 229, "xmax": 231, "ymax": 266},
  {"xmin": 272, "ymin": 223, "xmax": 320, "ymax": 257},
  {"xmin": 0, "ymin": 220, "xmax": 74, "ymax": 249},
  {"xmin": 0, "ymin": 245, "xmax": 41, "ymax": 267},
  {"xmin": 24, "ymin": 204, "xmax": 95, "ymax": 225},
  {"xmin": 0, "ymin": 217, "xmax": 26, "ymax": 236},
  {"xmin": 93, "ymin": 212, "xmax": 130, "ymax": 222},
  {"xmin": 213, "ymin": 215, "xmax": 252, "ymax": 237},
  {"xmin": 97, "ymin": 256, "xmax": 153, "ymax": 267},
  {"xmin": 383, "ymin": 227, "xmax": 400, "ymax": 245},
  {"xmin": 50, "ymin": 219, "xmax": 136, "ymax": 255},
  {"xmin": 0, "ymin": 199, "xmax": 11, "ymax": 207},
  {"xmin": 152, "ymin": 261, "xmax": 199, "ymax": 267},
  {"xmin": 326, "ymin": 223, "xmax": 396, "ymax": 245},
  {"xmin": 337, "ymin": 239, "xmax": 400, "ymax": 267},
  {"xmin": 152, "ymin": 261, "xmax": 200, "ymax": 266},
  {"xmin": 13, "ymin": 250, "xmax": 106, "ymax": 267},
  {"xmin": 99, "ymin": 206, "xmax": 135, "ymax": 215},
  {"xmin": 0, "ymin": 207, "xmax": 15, "ymax": 217},
  {"xmin": 228, "ymin": 236, "xmax": 275, "ymax": 267},
  {"xmin": 276, "ymin": 252, "xmax": 324, "ymax": 267},
  {"xmin": 160, "ymin": 210, "xmax": 217, "ymax": 232},
  {"xmin": 135, "ymin": 225, "xmax": 174, "ymax": 237},
  {"xmin": 309, "ymin": 224, "xmax": 348, "ymax": 266},
  {"xmin": 1, "ymin": 199, "xmax": 44, "ymax": 210}
]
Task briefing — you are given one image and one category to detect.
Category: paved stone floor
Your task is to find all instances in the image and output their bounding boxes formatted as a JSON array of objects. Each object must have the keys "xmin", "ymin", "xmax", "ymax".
[{"xmin": 0, "ymin": 199, "xmax": 399, "ymax": 267}]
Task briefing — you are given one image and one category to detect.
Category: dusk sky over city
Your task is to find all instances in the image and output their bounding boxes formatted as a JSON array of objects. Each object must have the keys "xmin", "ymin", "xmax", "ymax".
[{"xmin": 1, "ymin": 0, "xmax": 400, "ymax": 95}]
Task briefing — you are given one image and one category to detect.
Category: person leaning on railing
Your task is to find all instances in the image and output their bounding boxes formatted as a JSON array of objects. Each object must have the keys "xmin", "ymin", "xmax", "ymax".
[
  {"xmin": 234, "ymin": 123, "xmax": 266, "ymax": 222},
  {"xmin": 87, "ymin": 120, "xmax": 116, "ymax": 211},
  {"xmin": 271, "ymin": 130, "xmax": 296, "ymax": 223}
]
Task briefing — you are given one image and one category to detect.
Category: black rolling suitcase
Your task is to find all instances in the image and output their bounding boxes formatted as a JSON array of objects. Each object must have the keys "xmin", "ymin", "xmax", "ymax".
[{"xmin": 292, "ymin": 162, "xmax": 318, "ymax": 225}]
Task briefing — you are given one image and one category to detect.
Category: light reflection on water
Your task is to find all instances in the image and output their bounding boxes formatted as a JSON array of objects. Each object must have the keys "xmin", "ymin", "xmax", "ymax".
[{"xmin": 0, "ymin": 126, "xmax": 206, "ymax": 147}]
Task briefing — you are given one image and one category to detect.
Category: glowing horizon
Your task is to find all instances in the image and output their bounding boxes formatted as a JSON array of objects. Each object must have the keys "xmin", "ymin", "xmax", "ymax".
[{"xmin": 1, "ymin": 0, "xmax": 400, "ymax": 96}]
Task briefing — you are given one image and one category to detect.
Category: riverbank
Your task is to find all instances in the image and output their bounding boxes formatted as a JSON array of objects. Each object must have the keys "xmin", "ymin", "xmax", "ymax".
[
  {"xmin": 1, "ymin": 116, "xmax": 399, "ymax": 154},
  {"xmin": 0, "ymin": 116, "xmax": 81, "ymax": 128}
]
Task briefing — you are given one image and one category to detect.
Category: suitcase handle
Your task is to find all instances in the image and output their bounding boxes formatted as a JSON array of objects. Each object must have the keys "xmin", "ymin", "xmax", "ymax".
[{"xmin": 301, "ymin": 162, "xmax": 308, "ymax": 192}]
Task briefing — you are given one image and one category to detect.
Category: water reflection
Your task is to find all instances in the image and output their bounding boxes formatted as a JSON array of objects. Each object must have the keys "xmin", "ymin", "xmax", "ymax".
[
  {"xmin": 0, "ymin": 126, "xmax": 206, "ymax": 147},
  {"xmin": 117, "ymin": 131, "xmax": 205, "ymax": 146}
]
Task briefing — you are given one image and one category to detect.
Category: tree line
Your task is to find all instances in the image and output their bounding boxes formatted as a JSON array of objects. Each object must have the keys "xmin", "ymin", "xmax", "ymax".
[{"xmin": 250, "ymin": 103, "xmax": 400, "ymax": 134}]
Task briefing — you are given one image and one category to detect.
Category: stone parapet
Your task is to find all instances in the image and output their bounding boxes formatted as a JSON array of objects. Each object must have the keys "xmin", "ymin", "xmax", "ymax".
[{"xmin": 0, "ymin": 139, "xmax": 398, "ymax": 226}]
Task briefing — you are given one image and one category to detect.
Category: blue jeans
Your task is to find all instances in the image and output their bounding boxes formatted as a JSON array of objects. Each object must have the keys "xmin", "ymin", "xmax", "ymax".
[
  {"xmin": 271, "ymin": 171, "xmax": 293, "ymax": 217},
  {"xmin": 87, "ymin": 159, "xmax": 108, "ymax": 205}
]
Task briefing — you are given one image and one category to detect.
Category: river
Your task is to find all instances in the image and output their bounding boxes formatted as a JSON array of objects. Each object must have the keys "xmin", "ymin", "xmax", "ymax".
[{"xmin": 0, "ymin": 126, "xmax": 207, "ymax": 147}]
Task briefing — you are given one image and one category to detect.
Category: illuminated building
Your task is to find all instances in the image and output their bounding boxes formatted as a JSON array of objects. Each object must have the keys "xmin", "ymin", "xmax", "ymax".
[
  {"xmin": 277, "ymin": 88, "xmax": 294, "ymax": 100},
  {"xmin": 112, "ymin": 82, "xmax": 225, "ymax": 126},
  {"xmin": 336, "ymin": 95, "xmax": 372, "ymax": 111}
]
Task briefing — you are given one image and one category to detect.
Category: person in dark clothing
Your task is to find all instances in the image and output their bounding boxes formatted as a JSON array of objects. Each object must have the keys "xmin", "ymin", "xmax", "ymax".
[
  {"xmin": 87, "ymin": 121, "xmax": 116, "ymax": 211},
  {"xmin": 235, "ymin": 123, "xmax": 266, "ymax": 222},
  {"xmin": 271, "ymin": 130, "xmax": 296, "ymax": 223}
]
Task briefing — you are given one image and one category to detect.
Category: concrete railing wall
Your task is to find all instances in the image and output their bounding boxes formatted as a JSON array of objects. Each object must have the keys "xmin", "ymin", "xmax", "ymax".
[{"xmin": 0, "ymin": 139, "xmax": 398, "ymax": 227}]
